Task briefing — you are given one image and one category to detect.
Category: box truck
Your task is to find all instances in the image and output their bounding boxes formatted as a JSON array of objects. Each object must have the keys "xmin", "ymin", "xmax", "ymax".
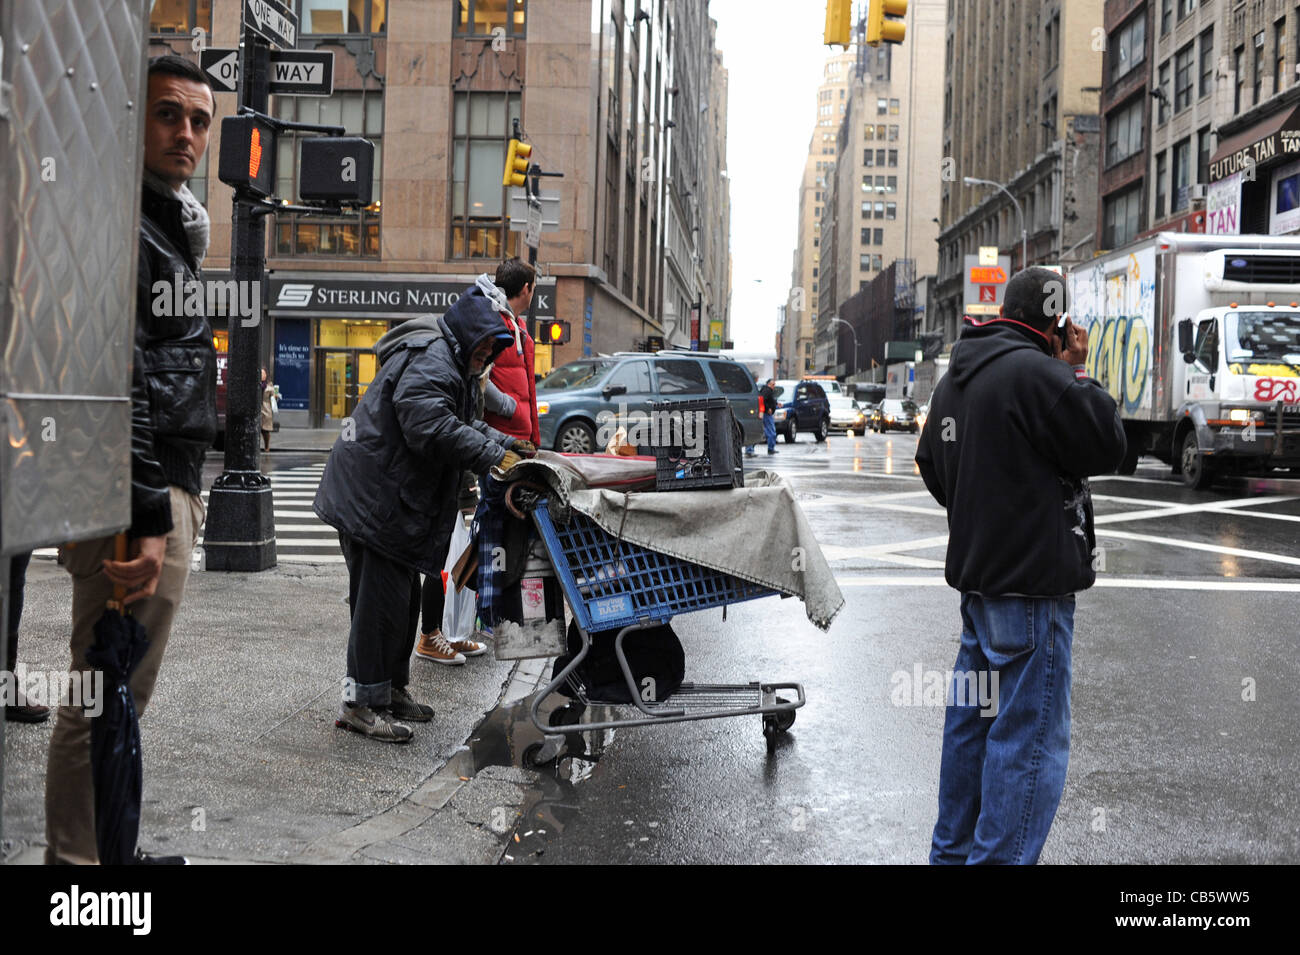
[{"xmin": 1066, "ymin": 233, "xmax": 1300, "ymax": 488}]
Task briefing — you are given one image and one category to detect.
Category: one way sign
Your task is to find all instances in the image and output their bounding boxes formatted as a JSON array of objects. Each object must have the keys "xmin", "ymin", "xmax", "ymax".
[{"xmin": 201, "ymin": 49, "xmax": 335, "ymax": 97}]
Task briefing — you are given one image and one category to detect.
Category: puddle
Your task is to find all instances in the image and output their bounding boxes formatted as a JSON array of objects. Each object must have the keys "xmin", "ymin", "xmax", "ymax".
[{"xmin": 446, "ymin": 692, "xmax": 621, "ymax": 864}]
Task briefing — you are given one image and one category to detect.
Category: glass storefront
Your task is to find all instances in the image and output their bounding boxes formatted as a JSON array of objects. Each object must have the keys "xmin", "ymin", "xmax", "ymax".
[{"xmin": 315, "ymin": 319, "xmax": 388, "ymax": 425}]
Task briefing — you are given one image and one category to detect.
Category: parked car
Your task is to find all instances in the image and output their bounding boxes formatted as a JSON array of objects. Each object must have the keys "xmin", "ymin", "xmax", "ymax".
[
  {"xmin": 872, "ymin": 397, "xmax": 920, "ymax": 433},
  {"xmin": 771, "ymin": 379, "xmax": 831, "ymax": 443},
  {"xmin": 828, "ymin": 394, "xmax": 867, "ymax": 435},
  {"xmin": 536, "ymin": 352, "xmax": 763, "ymax": 453}
]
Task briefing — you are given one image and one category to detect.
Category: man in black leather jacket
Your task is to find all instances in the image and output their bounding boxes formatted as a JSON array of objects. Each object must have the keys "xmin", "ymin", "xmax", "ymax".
[{"xmin": 45, "ymin": 55, "xmax": 216, "ymax": 865}]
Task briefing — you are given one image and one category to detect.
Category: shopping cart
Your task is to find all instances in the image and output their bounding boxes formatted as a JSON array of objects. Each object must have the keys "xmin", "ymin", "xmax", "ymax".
[{"xmin": 523, "ymin": 497, "xmax": 804, "ymax": 763}]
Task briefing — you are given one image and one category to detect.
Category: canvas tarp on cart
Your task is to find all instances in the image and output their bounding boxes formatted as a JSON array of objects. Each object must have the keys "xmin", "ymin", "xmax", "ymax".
[{"xmin": 502, "ymin": 452, "xmax": 844, "ymax": 630}]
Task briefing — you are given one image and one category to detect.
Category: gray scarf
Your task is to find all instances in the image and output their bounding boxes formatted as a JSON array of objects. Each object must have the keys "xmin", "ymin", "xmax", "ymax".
[{"xmin": 142, "ymin": 168, "xmax": 211, "ymax": 268}]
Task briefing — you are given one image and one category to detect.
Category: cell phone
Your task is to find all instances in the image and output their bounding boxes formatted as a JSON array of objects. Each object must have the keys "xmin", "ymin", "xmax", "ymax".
[{"xmin": 1054, "ymin": 316, "xmax": 1071, "ymax": 352}]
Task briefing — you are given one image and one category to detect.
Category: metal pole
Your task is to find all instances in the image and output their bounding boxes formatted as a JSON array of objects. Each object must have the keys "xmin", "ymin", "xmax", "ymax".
[
  {"xmin": 205, "ymin": 29, "xmax": 276, "ymax": 572},
  {"xmin": 526, "ymin": 164, "xmax": 540, "ymax": 341},
  {"xmin": 0, "ymin": 553, "xmax": 9, "ymax": 846}
]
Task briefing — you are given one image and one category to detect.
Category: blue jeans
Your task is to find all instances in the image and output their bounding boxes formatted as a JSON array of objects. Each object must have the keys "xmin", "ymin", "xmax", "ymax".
[
  {"xmin": 930, "ymin": 593, "xmax": 1075, "ymax": 865},
  {"xmin": 763, "ymin": 413, "xmax": 776, "ymax": 451}
]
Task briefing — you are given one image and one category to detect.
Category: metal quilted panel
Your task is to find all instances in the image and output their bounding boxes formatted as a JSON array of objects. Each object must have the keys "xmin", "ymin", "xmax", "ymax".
[{"xmin": 0, "ymin": 0, "xmax": 147, "ymax": 553}]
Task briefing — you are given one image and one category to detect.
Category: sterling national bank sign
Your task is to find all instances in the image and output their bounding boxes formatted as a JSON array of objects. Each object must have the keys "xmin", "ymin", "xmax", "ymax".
[{"xmin": 268, "ymin": 274, "xmax": 556, "ymax": 317}]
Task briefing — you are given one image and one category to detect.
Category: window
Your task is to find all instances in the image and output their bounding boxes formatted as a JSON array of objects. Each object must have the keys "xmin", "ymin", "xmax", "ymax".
[
  {"xmin": 606, "ymin": 360, "xmax": 653, "ymax": 395},
  {"xmin": 1111, "ymin": 12, "xmax": 1146, "ymax": 81},
  {"xmin": 273, "ymin": 91, "xmax": 382, "ymax": 257},
  {"xmin": 1104, "ymin": 186, "xmax": 1142, "ymax": 248},
  {"xmin": 862, "ymin": 176, "xmax": 873, "ymax": 192},
  {"xmin": 300, "ymin": 0, "xmax": 388, "ymax": 34},
  {"xmin": 1172, "ymin": 137, "xmax": 1191, "ymax": 212},
  {"xmin": 1197, "ymin": 126, "xmax": 1211, "ymax": 186},
  {"xmin": 864, "ymin": 125, "xmax": 875, "ymax": 141},
  {"xmin": 450, "ymin": 91, "xmax": 522, "ymax": 259},
  {"xmin": 889, "ymin": 124, "xmax": 899, "ymax": 141},
  {"xmin": 885, "ymin": 202, "xmax": 896, "ymax": 219},
  {"xmin": 654, "ymin": 359, "xmax": 709, "ymax": 395},
  {"xmin": 1158, "ymin": 61, "xmax": 1171, "ymax": 123},
  {"xmin": 1178, "ymin": 0, "xmax": 1197, "ymax": 21},
  {"xmin": 1105, "ymin": 97, "xmax": 1143, "ymax": 166},
  {"xmin": 876, "ymin": 149, "xmax": 886, "ymax": 165},
  {"xmin": 877, "ymin": 97, "xmax": 888, "ymax": 115},
  {"xmin": 1155, "ymin": 151, "xmax": 1168, "ymax": 219},
  {"xmin": 861, "ymin": 228, "xmax": 872, "ymax": 244},
  {"xmin": 1192, "ymin": 317, "xmax": 1219, "ymax": 373},
  {"xmin": 872, "ymin": 254, "xmax": 882, "ymax": 269},
  {"xmin": 887, "ymin": 149, "xmax": 898, "ymax": 166},
  {"xmin": 864, "ymin": 151, "xmax": 874, "ymax": 167},
  {"xmin": 889, "ymin": 98, "xmax": 900, "ymax": 114},
  {"xmin": 860, "ymin": 254, "xmax": 872, "ymax": 270},
  {"xmin": 1276, "ymin": 19, "xmax": 1287, "ymax": 94},
  {"xmin": 887, "ymin": 176, "xmax": 897, "ymax": 192},
  {"xmin": 1161, "ymin": 0, "xmax": 1172, "ymax": 36},
  {"xmin": 874, "ymin": 228, "xmax": 884, "ymax": 244},
  {"xmin": 1199, "ymin": 28, "xmax": 1214, "ymax": 97},
  {"xmin": 710, "ymin": 362, "xmax": 753, "ymax": 395},
  {"xmin": 1174, "ymin": 43, "xmax": 1194, "ymax": 112},
  {"xmin": 149, "ymin": 0, "xmax": 212, "ymax": 33},
  {"xmin": 1235, "ymin": 46, "xmax": 1245, "ymax": 113},
  {"xmin": 1042, "ymin": 95, "xmax": 1057, "ymax": 150},
  {"xmin": 876, "ymin": 124, "xmax": 887, "ymax": 138},
  {"xmin": 862, "ymin": 201, "xmax": 873, "ymax": 217},
  {"xmin": 1255, "ymin": 37, "xmax": 1264, "ymax": 105},
  {"xmin": 455, "ymin": 0, "xmax": 526, "ymax": 37}
]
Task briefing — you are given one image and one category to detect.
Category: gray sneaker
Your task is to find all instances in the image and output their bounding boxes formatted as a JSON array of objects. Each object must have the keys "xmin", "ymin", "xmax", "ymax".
[
  {"xmin": 335, "ymin": 703, "xmax": 414, "ymax": 743},
  {"xmin": 388, "ymin": 687, "xmax": 434, "ymax": 722}
]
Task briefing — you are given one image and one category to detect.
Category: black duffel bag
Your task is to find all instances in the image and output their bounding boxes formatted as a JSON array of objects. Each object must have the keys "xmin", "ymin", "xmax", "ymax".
[{"xmin": 552, "ymin": 619, "xmax": 685, "ymax": 705}]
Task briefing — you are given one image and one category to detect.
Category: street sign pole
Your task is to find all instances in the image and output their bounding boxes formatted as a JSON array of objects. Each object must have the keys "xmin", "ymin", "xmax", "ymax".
[
  {"xmin": 205, "ymin": 23, "xmax": 276, "ymax": 572},
  {"xmin": 525, "ymin": 165, "xmax": 541, "ymax": 341}
]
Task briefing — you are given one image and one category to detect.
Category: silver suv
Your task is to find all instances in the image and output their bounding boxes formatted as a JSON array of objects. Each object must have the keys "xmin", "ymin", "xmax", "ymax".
[{"xmin": 536, "ymin": 352, "xmax": 764, "ymax": 453}]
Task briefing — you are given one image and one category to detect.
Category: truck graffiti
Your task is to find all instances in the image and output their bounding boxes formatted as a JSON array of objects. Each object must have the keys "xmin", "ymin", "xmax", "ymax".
[{"xmin": 1071, "ymin": 251, "xmax": 1155, "ymax": 414}]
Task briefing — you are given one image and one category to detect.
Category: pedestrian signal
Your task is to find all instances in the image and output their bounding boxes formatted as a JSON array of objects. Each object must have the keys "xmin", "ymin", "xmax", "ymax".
[
  {"xmin": 543, "ymin": 320, "xmax": 570, "ymax": 345},
  {"xmin": 824, "ymin": 0, "xmax": 851, "ymax": 47},
  {"xmin": 867, "ymin": 0, "xmax": 908, "ymax": 46},
  {"xmin": 503, "ymin": 138, "xmax": 533, "ymax": 188},
  {"xmin": 218, "ymin": 114, "xmax": 277, "ymax": 198}
]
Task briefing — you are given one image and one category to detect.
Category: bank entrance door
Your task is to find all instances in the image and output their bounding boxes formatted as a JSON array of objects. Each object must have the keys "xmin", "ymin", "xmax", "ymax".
[{"xmin": 316, "ymin": 348, "xmax": 377, "ymax": 425}]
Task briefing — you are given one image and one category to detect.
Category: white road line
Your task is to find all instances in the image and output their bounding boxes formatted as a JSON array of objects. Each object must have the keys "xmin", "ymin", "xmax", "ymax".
[
  {"xmin": 1091, "ymin": 474, "xmax": 1180, "ymax": 486},
  {"xmin": 1097, "ymin": 529, "xmax": 1300, "ymax": 567},
  {"xmin": 834, "ymin": 575, "xmax": 1300, "ymax": 591},
  {"xmin": 1096, "ymin": 494, "xmax": 1300, "ymax": 525}
]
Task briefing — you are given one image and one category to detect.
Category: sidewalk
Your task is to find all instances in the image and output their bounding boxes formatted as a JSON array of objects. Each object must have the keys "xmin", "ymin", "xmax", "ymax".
[
  {"xmin": 264, "ymin": 428, "xmax": 340, "ymax": 454},
  {"xmin": 1, "ymin": 558, "xmax": 552, "ymax": 865}
]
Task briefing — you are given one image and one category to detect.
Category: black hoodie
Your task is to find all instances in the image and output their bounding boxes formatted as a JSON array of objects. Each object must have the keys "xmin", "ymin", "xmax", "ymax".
[
  {"xmin": 915, "ymin": 320, "xmax": 1126, "ymax": 597},
  {"xmin": 314, "ymin": 291, "xmax": 515, "ymax": 574}
]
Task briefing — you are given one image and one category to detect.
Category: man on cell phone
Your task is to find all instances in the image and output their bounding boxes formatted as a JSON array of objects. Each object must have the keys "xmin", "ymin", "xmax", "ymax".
[{"xmin": 915, "ymin": 267, "xmax": 1126, "ymax": 865}]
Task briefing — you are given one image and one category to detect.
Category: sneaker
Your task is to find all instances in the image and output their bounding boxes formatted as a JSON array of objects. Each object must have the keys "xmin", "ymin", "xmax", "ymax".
[
  {"xmin": 449, "ymin": 637, "xmax": 488, "ymax": 657},
  {"xmin": 767, "ymin": 449, "xmax": 779, "ymax": 455},
  {"xmin": 335, "ymin": 703, "xmax": 414, "ymax": 743},
  {"xmin": 414, "ymin": 630, "xmax": 466, "ymax": 666},
  {"xmin": 388, "ymin": 687, "xmax": 434, "ymax": 722},
  {"xmin": 134, "ymin": 847, "xmax": 189, "ymax": 865}
]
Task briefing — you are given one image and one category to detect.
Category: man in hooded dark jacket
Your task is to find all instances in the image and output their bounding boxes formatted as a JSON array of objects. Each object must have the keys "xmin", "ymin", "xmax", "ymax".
[
  {"xmin": 915, "ymin": 267, "xmax": 1126, "ymax": 865},
  {"xmin": 314, "ymin": 295, "xmax": 534, "ymax": 742}
]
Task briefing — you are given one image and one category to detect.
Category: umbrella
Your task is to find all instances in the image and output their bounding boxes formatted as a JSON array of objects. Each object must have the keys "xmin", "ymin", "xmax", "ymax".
[{"xmin": 84, "ymin": 533, "xmax": 150, "ymax": 866}]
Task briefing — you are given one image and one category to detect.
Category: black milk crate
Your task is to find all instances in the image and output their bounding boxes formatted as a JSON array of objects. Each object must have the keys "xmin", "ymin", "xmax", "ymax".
[{"xmin": 651, "ymin": 397, "xmax": 745, "ymax": 491}]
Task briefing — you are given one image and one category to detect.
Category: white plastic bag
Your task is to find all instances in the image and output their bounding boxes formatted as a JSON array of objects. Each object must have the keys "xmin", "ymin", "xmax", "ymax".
[{"xmin": 441, "ymin": 513, "xmax": 477, "ymax": 640}]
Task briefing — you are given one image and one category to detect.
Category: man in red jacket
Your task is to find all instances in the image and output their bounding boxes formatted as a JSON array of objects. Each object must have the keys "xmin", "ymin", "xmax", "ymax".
[
  {"xmin": 415, "ymin": 258, "xmax": 540, "ymax": 663},
  {"xmin": 482, "ymin": 258, "xmax": 541, "ymax": 445}
]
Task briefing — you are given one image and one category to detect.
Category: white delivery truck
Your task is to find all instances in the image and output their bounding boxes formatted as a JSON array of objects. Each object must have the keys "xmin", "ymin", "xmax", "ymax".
[{"xmin": 1066, "ymin": 232, "xmax": 1300, "ymax": 488}]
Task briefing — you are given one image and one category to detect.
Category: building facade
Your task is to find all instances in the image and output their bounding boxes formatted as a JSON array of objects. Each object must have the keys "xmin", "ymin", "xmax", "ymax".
[
  {"xmin": 935, "ymin": 0, "xmax": 1103, "ymax": 344},
  {"xmin": 149, "ymin": 0, "xmax": 729, "ymax": 429}
]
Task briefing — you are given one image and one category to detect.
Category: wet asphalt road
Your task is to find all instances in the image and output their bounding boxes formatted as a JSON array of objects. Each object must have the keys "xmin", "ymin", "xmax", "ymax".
[{"xmin": 481, "ymin": 431, "xmax": 1300, "ymax": 865}]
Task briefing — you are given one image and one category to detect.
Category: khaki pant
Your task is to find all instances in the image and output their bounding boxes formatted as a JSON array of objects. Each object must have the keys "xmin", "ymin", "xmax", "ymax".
[{"xmin": 44, "ymin": 486, "xmax": 204, "ymax": 865}]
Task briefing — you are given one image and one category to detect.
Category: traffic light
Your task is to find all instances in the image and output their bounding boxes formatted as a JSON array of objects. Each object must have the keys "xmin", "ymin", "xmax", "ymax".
[
  {"xmin": 300, "ymin": 137, "xmax": 376, "ymax": 204},
  {"xmin": 542, "ymin": 320, "xmax": 570, "ymax": 345},
  {"xmin": 218, "ymin": 114, "xmax": 277, "ymax": 198},
  {"xmin": 866, "ymin": 0, "xmax": 908, "ymax": 46},
  {"xmin": 824, "ymin": 0, "xmax": 851, "ymax": 47},
  {"xmin": 503, "ymin": 138, "xmax": 533, "ymax": 188}
]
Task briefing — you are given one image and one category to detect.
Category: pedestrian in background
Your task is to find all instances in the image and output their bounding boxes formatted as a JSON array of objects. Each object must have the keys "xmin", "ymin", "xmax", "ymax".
[
  {"xmin": 45, "ymin": 55, "xmax": 217, "ymax": 864},
  {"xmin": 759, "ymin": 378, "xmax": 779, "ymax": 455},
  {"xmin": 260, "ymin": 367, "xmax": 275, "ymax": 452},
  {"xmin": 315, "ymin": 292, "xmax": 534, "ymax": 742},
  {"xmin": 915, "ymin": 267, "xmax": 1125, "ymax": 865}
]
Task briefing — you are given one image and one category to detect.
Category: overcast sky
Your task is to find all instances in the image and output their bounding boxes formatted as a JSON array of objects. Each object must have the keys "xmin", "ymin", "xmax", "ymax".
[{"xmin": 712, "ymin": 1, "xmax": 835, "ymax": 352}]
